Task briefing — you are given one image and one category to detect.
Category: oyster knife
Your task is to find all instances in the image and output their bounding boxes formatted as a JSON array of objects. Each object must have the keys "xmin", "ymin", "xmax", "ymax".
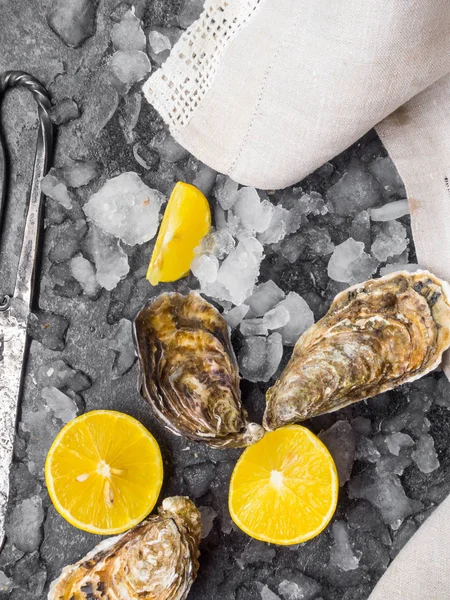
[{"xmin": 0, "ymin": 72, "xmax": 53, "ymax": 548}]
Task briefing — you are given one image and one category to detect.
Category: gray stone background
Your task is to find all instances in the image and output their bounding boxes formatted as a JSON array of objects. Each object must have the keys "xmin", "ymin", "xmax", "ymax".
[{"xmin": 1, "ymin": 0, "xmax": 450, "ymax": 599}]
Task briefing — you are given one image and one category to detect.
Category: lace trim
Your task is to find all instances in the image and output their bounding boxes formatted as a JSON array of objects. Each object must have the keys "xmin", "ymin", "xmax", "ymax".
[{"xmin": 143, "ymin": 0, "xmax": 262, "ymax": 132}]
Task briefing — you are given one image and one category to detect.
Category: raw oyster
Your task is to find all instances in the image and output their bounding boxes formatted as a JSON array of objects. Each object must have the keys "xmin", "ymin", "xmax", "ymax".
[
  {"xmin": 134, "ymin": 292, "xmax": 264, "ymax": 448},
  {"xmin": 48, "ymin": 496, "xmax": 201, "ymax": 600},
  {"xmin": 264, "ymin": 271, "xmax": 450, "ymax": 429}
]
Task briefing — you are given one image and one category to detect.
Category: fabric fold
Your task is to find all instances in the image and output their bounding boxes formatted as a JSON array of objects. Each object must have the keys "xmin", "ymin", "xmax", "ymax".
[
  {"xmin": 367, "ymin": 494, "xmax": 450, "ymax": 600},
  {"xmin": 376, "ymin": 74, "xmax": 450, "ymax": 378},
  {"xmin": 144, "ymin": 0, "xmax": 450, "ymax": 189}
]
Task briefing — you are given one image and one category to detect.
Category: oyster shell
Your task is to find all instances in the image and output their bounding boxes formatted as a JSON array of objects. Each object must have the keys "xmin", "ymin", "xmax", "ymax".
[
  {"xmin": 134, "ymin": 292, "xmax": 264, "ymax": 448},
  {"xmin": 264, "ymin": 271, "xmax": 450, "ymax": 429},
  {"xmin": 48, "ymin": 496, "xmax": 201, "ymax": 600}
]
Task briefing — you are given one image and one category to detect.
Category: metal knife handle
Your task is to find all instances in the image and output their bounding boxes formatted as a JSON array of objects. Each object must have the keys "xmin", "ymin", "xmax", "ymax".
[
  {"xmin": 0, "ymin": 71, "xmax": 53, "ymax": 308},
  {"xmin": 0, "ymin": 72, "xmax": 53, "ymax": 549}
]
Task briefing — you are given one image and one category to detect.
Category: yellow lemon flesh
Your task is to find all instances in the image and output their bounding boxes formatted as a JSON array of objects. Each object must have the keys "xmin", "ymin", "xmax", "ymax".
[
  {"xmin": 229, "ymin": 425, "xmax": 338, "ymax": 545},
  {"xmin": 45, "ymin": 410, "xmax": 163, "ymax": 535},
  {"xmin": 147, "ymin": 181, "xmax": 211, "ymax": 285}
]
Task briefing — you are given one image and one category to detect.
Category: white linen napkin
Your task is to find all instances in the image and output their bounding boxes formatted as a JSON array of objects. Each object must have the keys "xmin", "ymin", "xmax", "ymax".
[{"xmin": 367, "ymin": 493, "xmax": 450, "ymax": 600}]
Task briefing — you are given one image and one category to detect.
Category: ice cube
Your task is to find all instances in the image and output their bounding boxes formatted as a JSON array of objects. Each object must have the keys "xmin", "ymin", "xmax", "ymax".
[
  {"xmin": 412, "ymin": 434, "xmax": 440, "ymax": 474},
  {"xmin": 47, "ymin": 0, "xmax": 97, "ymax": 48},
  {"xmin": 191, "ymin": 162, "xmax": 217, "ymax": 196},
  {"xmin": 27, "ymin": 311, "xmax": 69, "ymax": 351},
  {"xmin": 350, "ymin": 529, "xmax": 390, "ymax": 574},
  {"xmin": 49, "ymin": 98, "xmax": 80, "ymax": 125},
  {"xmin": 329, "ymin": 521, "xmax": 359, "ymax": 571},
  {"xmin": 303, "ymin": 226, "xmax": 334, "ymax": 257},
  {"xmin": 84, "ymin": 172, "xmax": 164, "ymax": 245},
  {"xmin": 41, "ymin": 386, "xmax": 78, "ymax": 423},
  {"xmin": 355, "ymin": 435, "xmax": 381, "ymax": 463},
  {"xmin": 215, "ymin": 235, "xmax": 264, "ymax": 305},
  {"xmin": 319, "ymin": 420, "xmax": 356, "ymax": 486},
  {"xmin": 238, "ymin": 333, "xmax": 283, "ymax": 382},
  {"xmin": 13, "ymin": 552, "xmax": 47, "ymax": 595},
  {"xmin": 209, "ymin": 229, "xmax": 236, "ymax": 259},
  {"xmin": 89, "ymin": 226, "xmax": 129, "ymax": 290},
  {"xmin": 148, "ymin": 30, "xmax": 172, "ymax": 53},
  {"xmin": 82, "ymin": 71, "xmax": 120, "ymax": 136},
  {"xmin": 133, "ymin": 142, "xmax": 159, "ymax": 170},
  {"xmin": 369, "ymin": 199, "xmax": 409, "ymax": 222},
  {"xmin": 245, "ymin": 280, "xmax": 285, "ymax": 317},
  {"xmin": 41, "ymin": 170, "xmax": 72, "ymax": 209},
  {"xmin": 232, "ymin": 187, "xmax": 275, "ymax": 233},
  {"xmin": 0, "ymin": 572, "xmax": 12, "ymax": 594},
  {"xmin": 109, "ymin": 318, "xmax": 136, "ymax": 378},
  {"xmin": 368, "ymin": 157, "xmax": 405, "ymax": 197},
  {"xmin": 109, "ymin": 50, "xmax": 151, "ymax": 94},
  {"xmin": 240, "ymin": 318, "xmax": 268, "ymax": 337},
  {"xmin": 5, "ymin": 496, "xmax": 44, "ymax": 553},
  {"xmin": 263, "ymin": 305, "xmax": 290, "ymax": 330},
  {"xmin": 376, "ymin": 454, "xmax": 412, "ymax": 478},
  {"xmin": 70, "ymin": 255, "xmax": 100, "ymax": 298},
  {"xmin": 275, "ymin": 292, "xmax": 314, "ymax": 345},
  {"xmin": 20, "ymin": 408, "xmax": 60, "ymax": 475},
  {"xmin": 280, "ymin": 234, "xmax": 307, "ymax": 263},
  {"xmin": 371, "ymin": 221, "xmax": 408, "ymax": 262},
  {"xmin": 381, "ymin": 391, "xmax": 432, "ymax": 437},
  {"xmin": 260, "ymin": 585, "xmax": 281, "ymax": 600},
  {"xmin": 111, "ymin": 8, "xmax": 146, "ymax": 51},
  {"xmin": 348, "ymin": 468, "xmax": 420, "ymax": 525},
  {"xmin": 385, "ymin": 433, "xmax": 414, "ymax": 456},
  {"xmin": 147, "ymin": 26, "xmax": 182, "ymax": 64},
  {"xmin": 379, "ymin": 263, "xmax": 421, "ymax": 276},
  {"xmin": 328, "ymin": 238, "xmax": 379, "ymax": 284},
  {"xmin": 390, "ymin": 520, "xmax": 417, "ymax": 558},
  {"xmin": 238, "ymin": 539, "xmax": 276, "ymax": 566},
  {"xmin": 349, "ymin": 210, "xmax": 371, "ymax": 249},
  {"xmin": 326, "ymin": 159, "xmax": 382, "ymax": 216},
  {"xmin": 199, "ymin": 506, "xmax": 218, "ymax": 539},
  {"xmin": 223, "ymin": 304, "xmax": 249, "ymax": 329},
  {"xmin": 50, "ymin": 261, "xmax": 82, "ymax": 298},
  {"xmin": 258, "ymin": 205, "xmax": 290, "ymax": 245},
  {"xmin": 119, "ymin": 91, "xmax": 142, "ymax": 144},
  {"xmin": 191, "ymin": 254, "xmax": 219, "ymax": 284},
  {"xmin": 214, "ymin": 175, "xmax": 238, "ymax": 210},
  {"xmin": 58, "ymin": 159, "xmax": 101, "ymax": 188},
  {"xmin": 35, "ymin": 360, "xmax": 90, "ymax": 392},
  {"xmin": 347, "ymin": 501, "xmax": 391, "ymax": 546},
  {"xmin": 278, "ymin": 575, "xmax": 321, "ymax": 600},
  {"xmin": 151, "ymin": 131, "xmax": 189, "ymax": 163},
  {"xmin": 196, "ymin": 230, "xmax": 235, "ymax": 260},
  {"xmin": 435, "ymin": 376, "xmax": 450, "ymax": 409}
]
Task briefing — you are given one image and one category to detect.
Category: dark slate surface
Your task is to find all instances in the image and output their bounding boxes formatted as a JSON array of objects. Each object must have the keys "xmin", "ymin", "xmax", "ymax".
[{"xmin": 1, "ymin": 1, "xmax": 450, "ymax": 599}]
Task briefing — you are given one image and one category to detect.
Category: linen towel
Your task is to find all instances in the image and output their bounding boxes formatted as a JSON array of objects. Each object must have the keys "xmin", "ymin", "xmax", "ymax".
[{"xmin": 367, "ymin": 493, "xmax": 450, "ymax": 600}]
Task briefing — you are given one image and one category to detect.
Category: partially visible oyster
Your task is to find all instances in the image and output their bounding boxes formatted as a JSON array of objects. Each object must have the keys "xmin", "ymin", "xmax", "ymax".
[
  {"xmin": 134, "ymin": 292, "xmax": 264, "ymax": 448},
  {"xmin": 264, "ymin": 271, "xmax": 450, "ymax": 430},
  {"xmin": 48, "ymin": 496, "xmax": 201, "ymax": 600}
]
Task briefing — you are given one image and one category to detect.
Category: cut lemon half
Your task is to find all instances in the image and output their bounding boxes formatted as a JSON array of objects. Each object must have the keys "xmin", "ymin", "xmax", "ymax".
[
  {"xmin": 45, "ymin": 410, "xmax": 163, "ymax": 535},
  {"xmin": 229, "ymin": 425, "xmax": 338, "ymax": 545},
  {"xmin": 147, "ymin": 181, "xmax": 211, "ymax": 285}
]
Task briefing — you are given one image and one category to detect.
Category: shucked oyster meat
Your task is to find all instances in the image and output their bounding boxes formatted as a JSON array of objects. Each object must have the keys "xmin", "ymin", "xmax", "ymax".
[
  {"xmin": 264, "ymin": 271, "xmax": 450, "ymax": 429},
  {"xmin": 48, "ymin": 496, "xmax": 201, "ymax": 600},
  {"xmin": 134, "ymin": 292, "xmax": 264, "ymax": 448}
]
